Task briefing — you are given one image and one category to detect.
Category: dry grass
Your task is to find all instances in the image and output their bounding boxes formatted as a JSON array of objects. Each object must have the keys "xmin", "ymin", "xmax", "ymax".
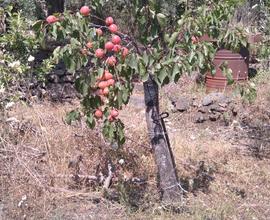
[
  {"xmin": 1, "ymin": 71, "xmax": 270, "ymax": 219},
  {"xmin": 0, "ymin": 101, "xmax": 156, "ymax": 219}
]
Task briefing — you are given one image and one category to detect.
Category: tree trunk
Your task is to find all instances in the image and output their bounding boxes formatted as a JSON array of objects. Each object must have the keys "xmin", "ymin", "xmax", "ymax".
[
  {"xmin": 64, "ymin": 0, "xmax": 87, "ymax": 11},
  {"xmin": 143, "ymin": 76, "xmax": 183, "ymax": 204},
  {"xmin": 46, "ymin": 0, "xmax": 65, "ymax": 15}
]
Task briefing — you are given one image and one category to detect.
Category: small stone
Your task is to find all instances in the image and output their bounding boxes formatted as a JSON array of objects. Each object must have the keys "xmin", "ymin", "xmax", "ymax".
[
  {"xmin": 30, "ymin": 95, "xmax": 39, "ymax": 102},
  {"xmin": 118, "ymin": 159, "xmax": 125, "ymax": 165},
  {"xmin": 218, "ymin": 103, "xmax": 228, "ymax": 108},
  {"xmin": 47, "ymin": 74, "xmax": 59, "ymax": 83},
  {"xmin": 198, "ymin": 106, "xmax": 209, "ymax": 113},
  {"xmin": 209, "ymin": 113, "xmax": 221, "ymax": 121},
  {"xmin": 5, "ymin": 102, "xmax": 15, "ymax": 110},
  {"xmin": 195, "ymin": 113, "xmax": 207, "ymax": 123},
  {"xmin": 192, "ymin": 99, "xmax": 201, "ymax": 108},
  {"xmin": 40, "ymin": 89, "xmax": 47, "ymax": 96},
  {"xmin": 168, "ymin": 102, "xmax": 177, "ymax": 113},
  {"xmin": 231, "ymin": 106, "xmax": 238, "ymax": 116},
  {"xmin": 190, "ymin": 135, "xmax": 196, "ymax": 140},
  {"xmin": 210, "ymin": 104, "xmax": 226, "ymax": 113},
  {"xmin": 61, "ymin": 75, "xmax": 75, "ymax": 83},
  {"xmin": 6, "ymin": 117, "xmax": 20, "ymax": 124},
  {"xmin": 173, "ymin": 97, "xmax": 190, "ymax": 112}
]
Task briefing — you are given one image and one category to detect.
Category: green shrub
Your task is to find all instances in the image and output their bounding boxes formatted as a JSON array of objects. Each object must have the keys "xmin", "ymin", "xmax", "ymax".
[
  {"xmin": 0, "ymin": 0, "xmax": 37, "ymax": 19},
  {"xmin": 0, "ymin": 6, "xmax": 38, "ymax": 87}
]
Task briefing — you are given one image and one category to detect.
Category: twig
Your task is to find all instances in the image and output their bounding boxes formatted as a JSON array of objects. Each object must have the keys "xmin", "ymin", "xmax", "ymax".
[
  {"xmin": 55, "ymin": 174, "xmax": 98, "ymax": 181},
  {"xmin": 103, "ymin": 162, "xmax": 113, "ymax": 189}
]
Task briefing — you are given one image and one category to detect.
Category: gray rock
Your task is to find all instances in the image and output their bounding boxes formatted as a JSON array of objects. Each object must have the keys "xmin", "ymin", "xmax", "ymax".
[
  {"xmin": 202, "ymin": 96, "xmax": 214, "ymax": 106},
  {"xmin": 202, "ymin": 92, "xmax": 229, "ymax": 106},
  {"xmin": 198, "ymin": 106, "xmax": 209, "ymax": 114},
  {"xmin": 173, "ymin": 97, "xmax": 190, "ymax": 112},
  {"xmin": 218, "ymin": 103, "xmax": 228, "ymax": 108},
  {"xmin": 195, "ymin": 113, "xmax": 207, "ymax": 123},
  {"xmin": 210, "ymin": 104, "xmax": 226, "ymax": 113}
]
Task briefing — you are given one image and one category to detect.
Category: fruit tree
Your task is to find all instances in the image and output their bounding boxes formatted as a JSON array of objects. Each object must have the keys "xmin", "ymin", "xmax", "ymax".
[{"xmin": 33, "ymin": 1, "xmax": 227, "ymax": 204}]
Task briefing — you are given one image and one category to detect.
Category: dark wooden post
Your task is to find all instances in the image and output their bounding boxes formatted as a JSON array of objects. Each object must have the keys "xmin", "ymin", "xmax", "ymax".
[{"xmin": 143, "ymin": 76, "xmax": 183, "ymax": 204}]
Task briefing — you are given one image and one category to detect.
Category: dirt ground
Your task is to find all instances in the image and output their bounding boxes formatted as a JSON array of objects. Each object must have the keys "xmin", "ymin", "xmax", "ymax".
[{"xmin": 1, "ymin": 70, "xmax": 270, "ymax": 219}]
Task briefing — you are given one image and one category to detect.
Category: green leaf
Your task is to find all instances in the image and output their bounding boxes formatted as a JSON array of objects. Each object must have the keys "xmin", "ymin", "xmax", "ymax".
[
  {"xmin": 32, "ymin": 20, "xmax": 43, "ymax": 32},
  {"xmin": 139, "ymin": 61, "xmax": 148, "ymax": 82},
  {"xmin": 127, "ymin": 54, "xmax": 138, "ymax": 71},
  {"xmin": 70, "ymin": 38, "xmax": 81, "ymax": 46},
  {"xmin": 51, "ymin": 24, "xmax": 58, "ymax": 39},
  {"xmin": 117, "ymin": 89, "xmax": 123, "ymax": 108},
  {"xmin": 97, "ymin": 68, "xmax": 104, "ymax": 78},
  {"xmin": 63, "ymin": 54, "xmax": 76, "ymax": 73},
  {"xmin": 116, "ymin": 121, "xmax": 125, "ymax": 146},
  {"xmin": 171, "ymin": 64, "xmax": 181, "ymax": 82},
  {"xmin": 142, "ymin": 52, "xmax": 149, "ymax": 66},
  {"xmin": 86, "ymin": 113, "xmax": 96, "ymax": 129},
  {"xmin": 224, "ymin": 68, "xmax": 234, "ymax": 85},
  {"xmin": 157, "ymin": 68, "xmax": 167, "ymax": 85},
  {"xmin": 66, "ymin": 110, "xmax": 80, "ymax": 125},
  {"xmin": 198, "ymin": 52, "xmax": 204, "ymax": 68},
  {"xmin": 169, "ymin": 32, "xmax": 179, "ymax": 47},
  {"xmin": 188, "ymin": 51, "xmax": 195, "ymax": 63},
  {"xmin": 156, "ymin": 13, "xmax": 167, "ymax": 28},
  {"xmin": 177, "ymin": 18, "xmax": 184, "ymax": 26},
  {"xmin": 122, "ymin": 89, "xmax": 129, "ymax": 104},
  {"xmin": 74, "ymin": 77, "xmax": 89, "ymax": 96}
]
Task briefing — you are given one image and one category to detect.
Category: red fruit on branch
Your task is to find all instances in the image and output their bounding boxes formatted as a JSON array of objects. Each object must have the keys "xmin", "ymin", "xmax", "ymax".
[
  {"xmin": 104, "ymin": 70, "xmax": 113, "ymax": 80},
  {"xmin": 80, "ymin": 6, "xmax": 90, "ymax": 16},
  {"xmin": 108, "ymin": 115, "xmax": 114, "ymax": 122},
  {"xmin": 105, "ymin": 17, "xmax": 114, "ymax": 26},
  {"xmin": 95, "ymin": 48, "xmax": 105, "ymax": 58},
  {"xmin": 113, "ymin": 44, "xmax": 121, "ymax": 53},
  {"xmin": 122, "ymin": 47, "xmax": 129, "ymax": 58},
  {"xmin": 110, "ymin": 109, "xmax": 119, "ymax": 118},
  {"xmin": 86, "ymin": 41, "xmax": 93, "ymax": 49},
  {"xmin": 98, "ymin": 81, "xmax": 108, "ymax": 89},
  {"xmin": 46, "ymin": 15, "xmax": 58, "ymax": 24},
  {"xmin": 96, "ymin": 28, "xmax": 103, "ymax": 36},
  {"xmin": 109, "ymin": 24, "xmax": 118, "ymax": 33},
  {"xmin": 107, "ymin": 56, "xmax": 117, "ymax": 66},
  {"xmin": 94, "ymin": 109, "xmax": 103, "ymax": 118},
  {"xmin": 191, "ymin": 36, "xmax": 199, "ymax": 44},
  {"xmin": 96, "ymin": 89, "xmax": 104, "ymax": 96},
  {"xmin": 80, "ymin": 48, "xmax": 89, "ymax": 56},
  {"xmin": 105, "ymin": 41, "xmax": 114, "ymax": 51},
  {"xmin": 107, "ymin": 79, "xmax": 115, "ymax": 87},
  {"xmin": 112, "ymin": 35, "xmax": 121, "ymax": 45},
  {"xmin": 103, "ymin": 87, "xmax": 110, "ymax": 96}
]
